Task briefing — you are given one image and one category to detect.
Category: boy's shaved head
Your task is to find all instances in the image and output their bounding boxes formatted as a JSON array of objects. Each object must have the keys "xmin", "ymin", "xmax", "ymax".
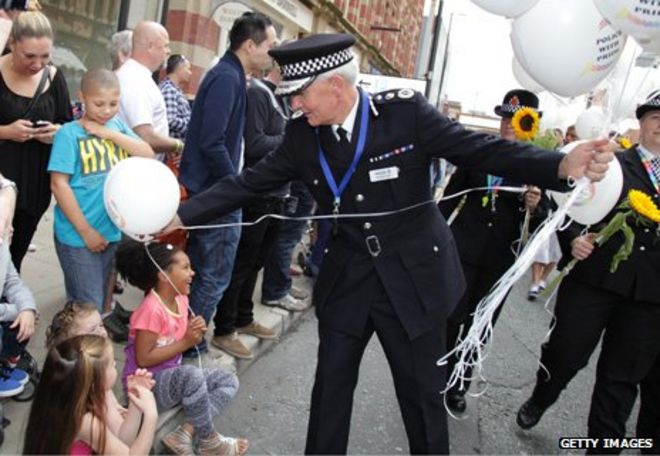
[{"xmin": 80, "ymin": 68, "xmax": 119, "ymax": 94}]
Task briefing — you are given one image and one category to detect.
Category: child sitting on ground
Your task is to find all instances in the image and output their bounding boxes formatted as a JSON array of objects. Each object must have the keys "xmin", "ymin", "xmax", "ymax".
[
  {"xmin": 48, "ymin": 68, "xmax": 153, "ymax": 318},
  {"xmin": 0, "ymin": 243, "xmax": 37, "ymax": 397},
  {"xmin": 23, "ymin": 334, "xmax": 158, "ymax": 455},
  {"xmin": 115, "ymin": 240, "xmax": 248, "ymax": 456}
]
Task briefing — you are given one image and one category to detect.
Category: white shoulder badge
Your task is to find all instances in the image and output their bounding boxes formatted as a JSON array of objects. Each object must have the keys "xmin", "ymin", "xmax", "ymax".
[{"xmin": 398, "ymin": 88, "xmax": 414, "ymax": 99}]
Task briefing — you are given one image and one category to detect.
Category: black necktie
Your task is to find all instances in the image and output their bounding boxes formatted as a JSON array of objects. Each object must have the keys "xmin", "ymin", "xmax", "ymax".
[{"xmin": 336, "ymin": 127, "xmax": 350, "ymax": 152}]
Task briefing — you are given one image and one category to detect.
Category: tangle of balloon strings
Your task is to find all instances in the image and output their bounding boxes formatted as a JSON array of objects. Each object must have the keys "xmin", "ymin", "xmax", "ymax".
[
  {"xmin": 139, "ymin": 184, "xmax": 527, "ymax": 371},
  {"xmin": 437, "ymin": 177, "xmax": 591, "ymax": 403}
]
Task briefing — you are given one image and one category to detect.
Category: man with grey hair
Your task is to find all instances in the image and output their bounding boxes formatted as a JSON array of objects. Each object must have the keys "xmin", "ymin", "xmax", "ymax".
[
  {"xmin": 108, "ymin": 29, "xmax": 132, "ymax": 71},
  {"xmin": 165, "ymin": 34, "xmax": 613, "ymax": 454}
]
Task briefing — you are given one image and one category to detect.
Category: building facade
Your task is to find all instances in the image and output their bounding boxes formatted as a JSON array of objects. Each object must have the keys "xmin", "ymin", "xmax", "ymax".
[{"xmin": 39, "ymin": 0, "xmax": 425, "ymax": 98}]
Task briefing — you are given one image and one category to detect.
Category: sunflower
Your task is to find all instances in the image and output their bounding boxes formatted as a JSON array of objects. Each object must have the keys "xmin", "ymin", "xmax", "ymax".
[
  {"xmin": 511, "ymin": 107, "xmax": 540, "ymax": 141},
  {"xmin": 628, "ymin": 189, "xmax": 660, "ymax": 223}
]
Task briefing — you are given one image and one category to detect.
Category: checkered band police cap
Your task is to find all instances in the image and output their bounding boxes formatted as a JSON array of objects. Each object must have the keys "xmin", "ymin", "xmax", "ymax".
[
  {"xmin": 494, "ymin": 89, "xmax": 542, "ymax": 118},
  {"xmin": 269, "ymin": 34, "xmax": 356, "ymax": 96},
  {"xmin": 636, "ymin": 89, "xmax": 660, "ymax": 120}
]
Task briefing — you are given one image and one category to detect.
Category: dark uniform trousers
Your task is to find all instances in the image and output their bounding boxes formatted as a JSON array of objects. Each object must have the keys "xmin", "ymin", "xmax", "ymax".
[
  {"xmin": 305, "ymin": 256, "xmax": 449, "ymax": 454},
  {"xmin": 529, "ymin": 150, "xmax": 660, "ymax": 451},
  {"xmin": 638, "ymin": 354, "xmax": 660, "ymax": 454},
  {"xmin": 530, "ymin": 277, "xmax": 660, "ymax": 449},
  {"xmin": 177, "ymin": 89, "xmax": 567, "ymax": 455}
]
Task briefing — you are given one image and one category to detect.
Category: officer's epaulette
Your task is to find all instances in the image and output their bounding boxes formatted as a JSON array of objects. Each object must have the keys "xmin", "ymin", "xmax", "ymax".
[{"xmin": 372, "ymin": 88, "xmax": 416, "ymax": 104}]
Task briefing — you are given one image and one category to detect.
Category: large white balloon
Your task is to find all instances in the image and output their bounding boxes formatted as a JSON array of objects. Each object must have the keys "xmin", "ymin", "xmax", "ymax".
[
  {"xmin": 511, "ymin": 57, "xmax": 545, "ymax": 93},
  {"xmin": 549, "ymin": 141, "xmax": 624, "ymax": 225},
  {"xmin": 104, "ymin": 157, "xmax": 181, "ymax": 241},
  {"xmin": 471, "ymin": 0, "xmax": 540, "ymax": 18},
  {"xmin": 595, "ymin": 0, "xmax": 660, "ymax": 46},
  {"xmin": 575, "ymin": 107, "xmax": 608, "ymax": 140},
  {"xmin": 511, "ymin": 0, "xmax": 626, "ymax": 97}
]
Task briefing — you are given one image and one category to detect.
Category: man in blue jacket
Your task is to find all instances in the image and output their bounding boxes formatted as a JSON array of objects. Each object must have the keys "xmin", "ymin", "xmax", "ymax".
[{"xmin": 179, "ymin": 12, "xmax": 277, "ymax": 355}]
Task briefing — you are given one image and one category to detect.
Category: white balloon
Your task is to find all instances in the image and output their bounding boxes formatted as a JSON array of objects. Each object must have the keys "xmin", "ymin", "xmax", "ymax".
[
  {"xmin": 471, "ymin": 0, "xmax": 540, "ymax": 18},
  {"xmin": 511, "ymin": 57, "xmax": 545, "ymax": 93},
  {"xmin": 595, "ymin": 0, "xmax": 660, "ymax": 46},
  {"xmin": 511, "ymin": 0, "xmax": 626, "ymax": 97},
  {"xmin": 549, "ymin": 140, "xmax": 624, "ymax": 225},
  {"xmin": 575, "ymin": 107, "xmax": 608, "ymax": 140},
  {"xmin": 104, "ymin": 157, "xmax": 181, "ymax": 241}
]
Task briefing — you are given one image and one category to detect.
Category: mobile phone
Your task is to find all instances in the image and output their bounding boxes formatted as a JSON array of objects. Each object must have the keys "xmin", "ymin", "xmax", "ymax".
[{"xmin": 32, "ymin": 120, "xmax": 49, "ymax": 127}]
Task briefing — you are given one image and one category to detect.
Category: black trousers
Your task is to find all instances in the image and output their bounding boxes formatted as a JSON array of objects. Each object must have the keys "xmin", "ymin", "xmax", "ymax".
[
  {"xmin": 445, "ymin": 260, "xmax": 510, "ymax": 394},
  {"xmin": 529, "ymin": 278, "xmax": 660, "ymax": 451},
  {"xmin": 638, "ymin": 353, "xmax": 660, "ymax": 454},
  {"xmin": 10, "ymin": 208, "xmax": 43, "ymax": 272},
  {"xmin": 305, "ymin": 274, "xmax": 449, "ymax": 455},
  {"xmin": 214, "ymin": 198, "xmax": 283, "ymax": 336}
]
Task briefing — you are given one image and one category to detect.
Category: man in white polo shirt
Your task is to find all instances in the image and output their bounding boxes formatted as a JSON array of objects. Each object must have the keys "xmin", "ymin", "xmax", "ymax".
[{"xmin": 116, "ymin": 21, "xmax": 182, "ymax": 156}]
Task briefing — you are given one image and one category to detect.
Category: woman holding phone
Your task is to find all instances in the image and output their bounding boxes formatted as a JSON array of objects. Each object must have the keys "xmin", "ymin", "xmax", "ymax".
[{"xmin": 0, "ymin": 11, "xmax": 72, "ymax": 270}]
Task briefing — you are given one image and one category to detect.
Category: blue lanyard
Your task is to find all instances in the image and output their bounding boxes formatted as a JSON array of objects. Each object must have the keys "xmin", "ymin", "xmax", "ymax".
[{"xmin": 317, "ymin": 89, "xmax": 370, "ymax": 216}]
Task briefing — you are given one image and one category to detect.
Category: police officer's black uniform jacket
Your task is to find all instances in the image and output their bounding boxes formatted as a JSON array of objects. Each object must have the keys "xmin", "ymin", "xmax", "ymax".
[
  {"xmin": 557, "ymin": 148, "xmax": 660, "ymax": 304},
  {"xmin": 438, "ymin": 170, "xmax": 547, "ymax": 273},
  {"xmin": 179, "ymin": 89, "xmax": 566, "ymax": 340}
]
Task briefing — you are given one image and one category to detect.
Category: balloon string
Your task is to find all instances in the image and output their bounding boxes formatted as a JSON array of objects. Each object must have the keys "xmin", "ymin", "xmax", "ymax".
[
  {"xmin": 609, "ymin": 45, "xmax": 640, "ymax": 129},
  {"xmin": 180, "ymin": 186, "xmax": 527, "ymax": 231}
]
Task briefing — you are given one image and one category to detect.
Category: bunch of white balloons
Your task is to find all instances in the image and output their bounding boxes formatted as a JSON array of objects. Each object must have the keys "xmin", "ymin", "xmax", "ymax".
[{"xmin": 473, "ymin": 0, "xmax": 660, "ymax": 99}]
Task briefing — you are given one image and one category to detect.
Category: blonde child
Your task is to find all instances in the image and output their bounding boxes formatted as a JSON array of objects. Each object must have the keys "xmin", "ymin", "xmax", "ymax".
[
  {"xmin": 46, "ymin": 300, "xmax": 108, "ymax": 349},
  {"xmin": 115, "ymin": 240, "xmax": 248, "ymax": 455},
  {"xmin": 23, "ymin": 335, "xmax": 158, "ymax": 455}
]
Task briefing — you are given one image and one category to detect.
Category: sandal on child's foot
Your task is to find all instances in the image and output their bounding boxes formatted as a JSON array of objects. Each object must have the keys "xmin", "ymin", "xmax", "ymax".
[
  {"xmin": 162, "ymin": 425, "xmax": 195, "ymax": 455},
  {"xmin": 198, "ymin": 432, "xmax": 249, "ymax": 456}
]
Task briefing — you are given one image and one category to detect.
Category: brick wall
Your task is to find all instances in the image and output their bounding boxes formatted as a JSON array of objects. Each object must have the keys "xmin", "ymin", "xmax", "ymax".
[{"xmin": 334, "ymin": 0, "xmax": 424, "ymax": 77}]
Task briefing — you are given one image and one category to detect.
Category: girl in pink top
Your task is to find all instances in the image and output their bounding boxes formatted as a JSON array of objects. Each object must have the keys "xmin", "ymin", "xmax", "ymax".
[
  {"xmin": 116, "ymin": 240, "xmax": 248, "ymax": 456},
  {"xmin": 23, "ymin": 335, "xmax": 158, "ymax": 455}
]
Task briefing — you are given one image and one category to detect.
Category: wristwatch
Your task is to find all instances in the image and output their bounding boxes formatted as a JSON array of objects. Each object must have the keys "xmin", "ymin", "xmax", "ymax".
[{"xmin": 0, "ymin": 178, "xmax": 17, "ymax": 194}]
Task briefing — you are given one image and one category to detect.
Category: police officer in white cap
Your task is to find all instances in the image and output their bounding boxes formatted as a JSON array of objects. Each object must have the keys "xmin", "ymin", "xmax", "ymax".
[{"xmin": 166, "ymin": 33, "xmax": 612, "ymax": 454}]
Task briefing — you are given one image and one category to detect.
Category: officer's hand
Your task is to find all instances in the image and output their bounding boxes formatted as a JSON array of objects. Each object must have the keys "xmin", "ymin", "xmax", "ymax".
[
  {"xmin": 558, "ymin": 139, "xmax": 612, "ymax": 182},
  {"xmin": 159, "ymin": 215, "xmax": 183, "ymax": 235},
  {"xmin": 524, "ymin": 186, "xmax": 542, "ymax": 210},
  {"xmin": 571, "ymin": 233, "xmax": 597, "ymax": 261}
]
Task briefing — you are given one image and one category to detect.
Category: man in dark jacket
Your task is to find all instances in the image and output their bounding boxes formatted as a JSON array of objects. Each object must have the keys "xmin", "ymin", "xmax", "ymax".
[
  {"xmin": 178, "ymin": 12, "xmax": 277, "ymax": 355},
  {"xmin": 516, "ymin": 91, "xmax": 660, "ymax": 453},
  {"xmin": 437, "ymin": 89, "xmax": 544, "ymax": 413},
  {"xmin": 165, "ymin": 34, "xmax": 612, "ymax": 454},
  {"xmin": 212, "ymin": 62, "xmax": 305, "ymax": 360}
]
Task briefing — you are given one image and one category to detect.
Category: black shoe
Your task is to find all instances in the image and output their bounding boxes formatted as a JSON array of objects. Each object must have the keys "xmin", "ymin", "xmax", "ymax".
[
  {"xmin": 113, "ymin": 301, "xmax": 133, "ymax": 325},
  {"xmin": 103, "ymin": 313, "xmax": 129, "ymax": 343},
  {"xmin": 446, "ymin": 391, "xmax": 467, "ymax": 413},
  {"xmin": 516, "ymin": 398, "xmax": 546, "ymax": 429}
]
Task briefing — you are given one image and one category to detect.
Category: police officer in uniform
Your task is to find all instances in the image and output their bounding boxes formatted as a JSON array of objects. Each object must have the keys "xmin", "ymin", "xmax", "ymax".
[
  {"xmin": 165, "ymin": 34, "xmax": 612, "ymax": 454},
  {"xmin": 516, "ymin": 91, "xmax": 660, "ymax": 452},
  {"xmin": 438, "ymin": 89, "xmax": 544, "ymax": 413}
]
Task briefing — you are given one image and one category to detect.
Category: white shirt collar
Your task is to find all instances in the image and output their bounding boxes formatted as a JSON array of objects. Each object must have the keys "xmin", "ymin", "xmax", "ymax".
[
  {"xmin": 637, "ymin": 144, "xmax": 658, "ymax": 161},
  {"xmin": 332, "ymin": 92, "xmax": 360, "ymax": 142}
]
